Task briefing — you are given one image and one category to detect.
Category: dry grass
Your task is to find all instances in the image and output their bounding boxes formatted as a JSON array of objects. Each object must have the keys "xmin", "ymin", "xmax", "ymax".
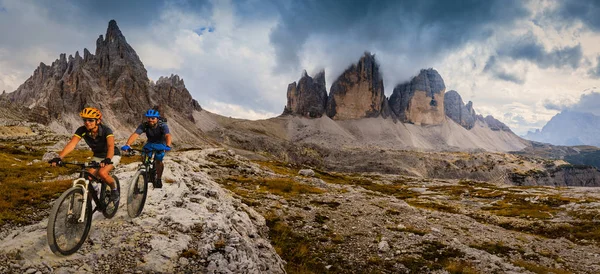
[
  {"xmin": 221, "ymin": 176, "xmax": 325, "ymax": 199},
  {"xmin": 482, "ymin": 194, "xmax": 575, "ymax": 219},
  {"xmin": 263, "ymin": 211, "xmax": 327, "ymax": 273},
  {"xmin": 0, "ymin": 144, "xmax": 92, "ymax": 226},
  {"xmin": 512, "ymin": 259, "xmax": 572, "ymax": 274}
]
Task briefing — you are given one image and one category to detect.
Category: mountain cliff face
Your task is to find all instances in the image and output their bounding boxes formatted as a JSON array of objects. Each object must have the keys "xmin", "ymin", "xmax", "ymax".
[
  {"xmin": 444, "ymin": 90, "xmax": 476, "ymax": 129},
  {"xmin": 283, "ymin": 70, "xmax": 328, "ymax": 118},
  {"xmin": 0, "ymin": 20, "xmax": 201, "ymax": 140},
  {"xmin": 325, "ymin": 53, "xmax": 393, "ymax": 120},
  {"xmin": 524, "ymin": 110, "xmax": 600, "ymax": 147},
  {"xmin": 389, "ymin": 69, "xmax": 446, "ymax": 125},
  {"xmin": 444, "ymin": 90, "xmax": 511, "ymax": 132}
]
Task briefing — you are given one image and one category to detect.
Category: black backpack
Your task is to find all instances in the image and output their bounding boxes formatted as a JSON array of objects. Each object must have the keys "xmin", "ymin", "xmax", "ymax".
[{"xmin": 143, "ymin": 119, "xmax": 167, "ymax": 135}]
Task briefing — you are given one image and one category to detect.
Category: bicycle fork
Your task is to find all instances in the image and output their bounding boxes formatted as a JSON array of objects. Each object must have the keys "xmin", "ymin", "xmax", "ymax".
[{"xmin": 70, "ymin": 178, "xmax": 90, "ymax": 223}]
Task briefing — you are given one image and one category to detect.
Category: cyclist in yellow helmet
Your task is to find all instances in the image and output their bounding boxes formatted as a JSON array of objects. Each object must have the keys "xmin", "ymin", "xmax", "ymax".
[{"xmin": 50, "ymin": 107, "xmax": 122, "ymax": 202}]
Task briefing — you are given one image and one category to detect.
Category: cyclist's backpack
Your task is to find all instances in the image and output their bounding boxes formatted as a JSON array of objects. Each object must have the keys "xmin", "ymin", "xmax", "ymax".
[{"xmin": 143, "ymin": 119, "xmax": 167, "ymax": 135}]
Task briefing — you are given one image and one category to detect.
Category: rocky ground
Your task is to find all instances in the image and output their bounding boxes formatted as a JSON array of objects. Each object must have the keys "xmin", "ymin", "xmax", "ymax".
[
  {"xmin": 0, "ymin": 149, "xmax": 285, "ymax": 274},
  {"xmin": 203, "ymin": 149, "xmax": 600, "ymax": 273},
  {"xmin": 1, "ymin": 128, "xmax": 600, "ymax": 273}
]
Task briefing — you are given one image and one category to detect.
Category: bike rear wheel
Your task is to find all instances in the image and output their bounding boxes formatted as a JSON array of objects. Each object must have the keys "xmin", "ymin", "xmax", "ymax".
[
  {"xmin": 47, "ymin": 187, "xmax": 92, "ymax": 256},
  {"xmin": 127, "ymin": 170, "xmax": 148, "ymax": 218},
  {"xmin": 102, "ymin": 175, "xmax": 121, "ymax": 219}
]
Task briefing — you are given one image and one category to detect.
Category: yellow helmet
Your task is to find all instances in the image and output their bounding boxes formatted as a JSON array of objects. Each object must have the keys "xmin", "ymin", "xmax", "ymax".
[{"xmin": 79, "ymin": 107, "xmax": 102, "ymax": 119}]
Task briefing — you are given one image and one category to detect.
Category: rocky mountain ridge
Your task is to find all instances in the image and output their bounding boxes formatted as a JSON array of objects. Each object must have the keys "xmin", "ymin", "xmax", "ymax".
[
  {"xmin": 284, "ymin": 53, "xmax": 512, "ymax": 133},
  {"xmin": 0, "ymin": 20, "xmax": 203, "ymax": 143},
  {"xmin": 525, "ymin": 110, "xmax": 600, "ymax": 147},
  {"xmin": 445, "ymin": 90, "xmax": 511, "ymax": 132}
]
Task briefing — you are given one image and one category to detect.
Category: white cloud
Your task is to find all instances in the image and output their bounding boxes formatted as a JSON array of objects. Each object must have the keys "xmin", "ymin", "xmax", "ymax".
[
  {"xmin": 2, "ymin": 0, "xmax": 600, "ymax": 136},
  {"xmin": 203, "ymin": 100, "xmax": 277, "ymax": 120}
]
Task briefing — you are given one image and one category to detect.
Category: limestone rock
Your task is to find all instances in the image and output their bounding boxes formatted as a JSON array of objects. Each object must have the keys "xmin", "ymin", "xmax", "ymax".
[
  {"xmin": 444, "ymin": 90, "xmax": 476, "ymax": 129},
  {"xmin": 283, "ymin": 70, "xmax": 328, "ymax": 118},
  {"xmin": 326, "ymin": 52, "xmax": 386, "ymax": 120},
  {"xmin": 478, "ymin": 115, "xmax": 511, "ymax": 132},
  {"xmin": 389, "ymin": 69, "xmax": 446, "ymax": 125},
  {"xmin": 153, "ymin": 74, "xmax": 202, "ymax": 121},
  {"xmin": 0, "ymin": 20, "xmax": 203, "ymax": 142}
]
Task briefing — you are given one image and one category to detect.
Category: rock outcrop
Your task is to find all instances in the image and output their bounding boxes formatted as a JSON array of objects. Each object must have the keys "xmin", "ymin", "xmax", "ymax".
[
  {"xmin": 444, "ymin": 90, "xmax": 476, "ymax": 129},
  {"xmin": 444, "ymin": 90, "xmax": 511, "ymax": 132},
  {"xmin": 326, "ymin": 52, "xmax": 392, "ymax": 120},
  {"xmin": 0, "ymin": 20, "xmax": 202, "ymax": 137},
  {"xmin": 153, "ymin": 74, "xmax": 202, "ymax": 121},
  {"xmin": 389, "ymin": 69, "xmax": 446, "ymax": 125},
  {"xmin": 509, "ymin": 164, "xmax": 600, "ymax": 187},
  {"xmin": 478, "ymin": 114, "xmax": 511, "ymax": 131},
  {"xmin": 283, "ymin": 70, "xmax": 328, "ymax": 118}
]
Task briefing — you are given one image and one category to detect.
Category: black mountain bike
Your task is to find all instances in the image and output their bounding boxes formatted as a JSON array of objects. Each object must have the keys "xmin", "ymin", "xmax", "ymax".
[
  {"xmin": 47, "ymin": 162, "xmax": 120, "ymax": 256},
  {"xmin": 126, "ymin": 148, "xmax": 161, "ymax": 218}
]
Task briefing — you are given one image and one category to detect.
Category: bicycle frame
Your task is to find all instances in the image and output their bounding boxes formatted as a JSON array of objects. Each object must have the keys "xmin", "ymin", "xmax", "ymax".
[
  {"xmin": 132, "ymin": 149, "xmax": 158, "ymax": 182},
  {"xmin": 66, "ymin": 164, "xmax": 108, "ymax": 223}
]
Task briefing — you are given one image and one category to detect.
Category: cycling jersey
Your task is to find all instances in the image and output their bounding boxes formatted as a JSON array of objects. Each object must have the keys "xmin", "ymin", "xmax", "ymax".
[
  {"xmin": 134, "ymin": 121, "xmax": 170, "ymax": 144},
  {"xmin": 74, "ymin": 124, "xmax": 121, "ymax": 158}
]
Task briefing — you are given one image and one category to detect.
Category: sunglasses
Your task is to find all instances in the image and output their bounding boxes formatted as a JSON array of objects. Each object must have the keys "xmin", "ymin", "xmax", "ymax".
[
  {"xmin": 146, "ymin": 117, "xmax": 158, "ymax": 120},
  {"xmin": 83, "ymin": 119, "xmax": 97, "ymax": 123}
]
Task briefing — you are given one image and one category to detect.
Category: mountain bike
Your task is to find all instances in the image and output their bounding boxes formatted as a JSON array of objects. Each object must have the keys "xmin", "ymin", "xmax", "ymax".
[
  {"xmin": 126, "ymin": 148, "xmax": 161, "ymax": 218},
  {"xmin": 46, "ymin": 161, "xmax": 120, "ymax": 256}
]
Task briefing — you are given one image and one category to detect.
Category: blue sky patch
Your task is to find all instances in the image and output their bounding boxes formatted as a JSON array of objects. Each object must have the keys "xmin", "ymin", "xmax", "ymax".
[{"xmin": 194, "ymin": 26, "xmax": 215, "ymax": 36}]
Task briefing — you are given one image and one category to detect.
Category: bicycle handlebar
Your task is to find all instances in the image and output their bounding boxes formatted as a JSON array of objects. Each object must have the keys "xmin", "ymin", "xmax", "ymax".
[
  {"xmin": 58, "ymin": 161, "xmax": 103, "ymax": 168},
  {"xmin": 123, "ymin": 148, "xmax": 166, "ymax": 156}
]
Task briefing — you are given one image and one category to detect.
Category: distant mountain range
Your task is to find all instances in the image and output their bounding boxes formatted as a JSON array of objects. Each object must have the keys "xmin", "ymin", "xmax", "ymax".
[
  {"xmin": 524, "ymin": 110, "xmax": 600, "ymax": 147},
  {"xmin": 0, "ymin": 20, "xmax": 528, "ymax": 152}
]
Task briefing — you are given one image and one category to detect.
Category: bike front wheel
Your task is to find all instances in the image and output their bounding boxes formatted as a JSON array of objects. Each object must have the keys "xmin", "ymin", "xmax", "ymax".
[
  {"xmin": 47, "ymin": 187, "xmax": 92, "ymax": 256},
  {"xmin": 102, "ymin": 175, "xmax": 121, "ymax": 219},
  {"xmin": 127, "ymin": 170, "xmax": 148, "ymax": 218}
]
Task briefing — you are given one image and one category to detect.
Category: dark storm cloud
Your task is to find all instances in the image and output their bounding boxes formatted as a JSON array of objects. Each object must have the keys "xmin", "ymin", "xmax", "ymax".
[
  {"xmin": 556, "ymin": 0, "xmax": 600, "ymax": 32},
  {"xmin": 589, "ymin": 56, "xmax": 600, "ymax": 79},
  {"xmin": 544, "ymin": 92, "xmax": 600, "ymax": 115},
  {"xmin": 39, "ymin": 0, "xmax": 212, "ymax": 28},
  {"xmin": 568, "ymin": 92, "xmax": 600, "ymax": 115},
  {"xmin": 543, "ymin": 100, "xmax": 568, "ymax": 111},
  {"xmin": 269, "ymin": 0, "xmax": 529, "ymax": 73},
  {"xmin": 498, "ymin": 35, "xmax": 582, "ymax": 69},
  {"xmin": 483, "ymin": 56, "xmax": 525, "ymax": 84}
]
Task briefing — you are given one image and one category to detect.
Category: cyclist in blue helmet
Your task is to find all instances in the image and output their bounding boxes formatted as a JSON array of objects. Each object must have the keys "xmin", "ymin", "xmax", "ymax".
[{"xmin": 121, "ymin": 108, "xmax": 172, "ymax": 188}]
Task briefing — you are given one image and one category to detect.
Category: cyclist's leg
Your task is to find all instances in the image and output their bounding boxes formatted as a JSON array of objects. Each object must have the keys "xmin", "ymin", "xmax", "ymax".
[
  {"xmin": 154, "ymin": 151, "xmax": 165, "ymax": 182},
  {"xmin": 88, "ymin": 156, "xmax": 103, "ymax": 180},
  {"xmin": 98, "ymin": 164, "xmax": 115, "ymax": 189}
]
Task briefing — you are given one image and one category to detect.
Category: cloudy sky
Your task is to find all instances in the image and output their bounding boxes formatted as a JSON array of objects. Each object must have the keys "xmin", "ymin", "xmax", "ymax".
[{"xmin": 1, "ymin": 0, "xmax": 599, "ymax": 135}]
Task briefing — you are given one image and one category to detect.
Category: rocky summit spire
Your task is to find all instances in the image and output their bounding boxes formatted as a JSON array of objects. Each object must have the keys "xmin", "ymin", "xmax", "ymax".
[
  {"xmin": 325, "ymin": 52, "xmax": 387, "ymax": 120},
  {"xmin": 389, "ymin": 69, "xmax": 446, "ymax": 125},
  {"xmin": 0, "ymin": 20, "xmax": 202, "ymax": 134},
  {"xmin": 283, "ymin": 70, "xmax": 328, "ymax": 118},
  {"xmin": 444, "ymin": 90, "xmax": 476, "ymax": 129}
]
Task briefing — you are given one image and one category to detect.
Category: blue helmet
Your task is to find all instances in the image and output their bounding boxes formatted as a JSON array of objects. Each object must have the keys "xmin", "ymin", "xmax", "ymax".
[{"xmin": 145, "ymin": 109, "xmax": 160, "ymax": 118}]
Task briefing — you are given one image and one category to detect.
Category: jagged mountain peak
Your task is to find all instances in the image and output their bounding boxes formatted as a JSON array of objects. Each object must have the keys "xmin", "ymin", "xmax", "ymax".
[
  {"xmin": 388, "ymin": 68, "xmax": 446, "ymax": 125},
  {"xmin": 326, "ymin": 52, "xmax": 386, "ymax": 119},
  {"xmin": 0, "ymin": 20, "xmax": 203, "ymax": 143},
  {"xmin": 283, "ymin": 70, "xmax": 328, "ymax": 118}
]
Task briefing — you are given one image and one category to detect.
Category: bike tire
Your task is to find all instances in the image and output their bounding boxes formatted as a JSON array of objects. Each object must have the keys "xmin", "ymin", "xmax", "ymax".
[
  {"xmin": 127, "ymin": 170, "xmax": 148, "ymax": 218},
  {"xmin": 47, "ymin": 187, "xmax": 92, "ymax": 256},
  {"xmin": 102, "ymin": 175, "xmax": 121, "ymax": 219}
]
